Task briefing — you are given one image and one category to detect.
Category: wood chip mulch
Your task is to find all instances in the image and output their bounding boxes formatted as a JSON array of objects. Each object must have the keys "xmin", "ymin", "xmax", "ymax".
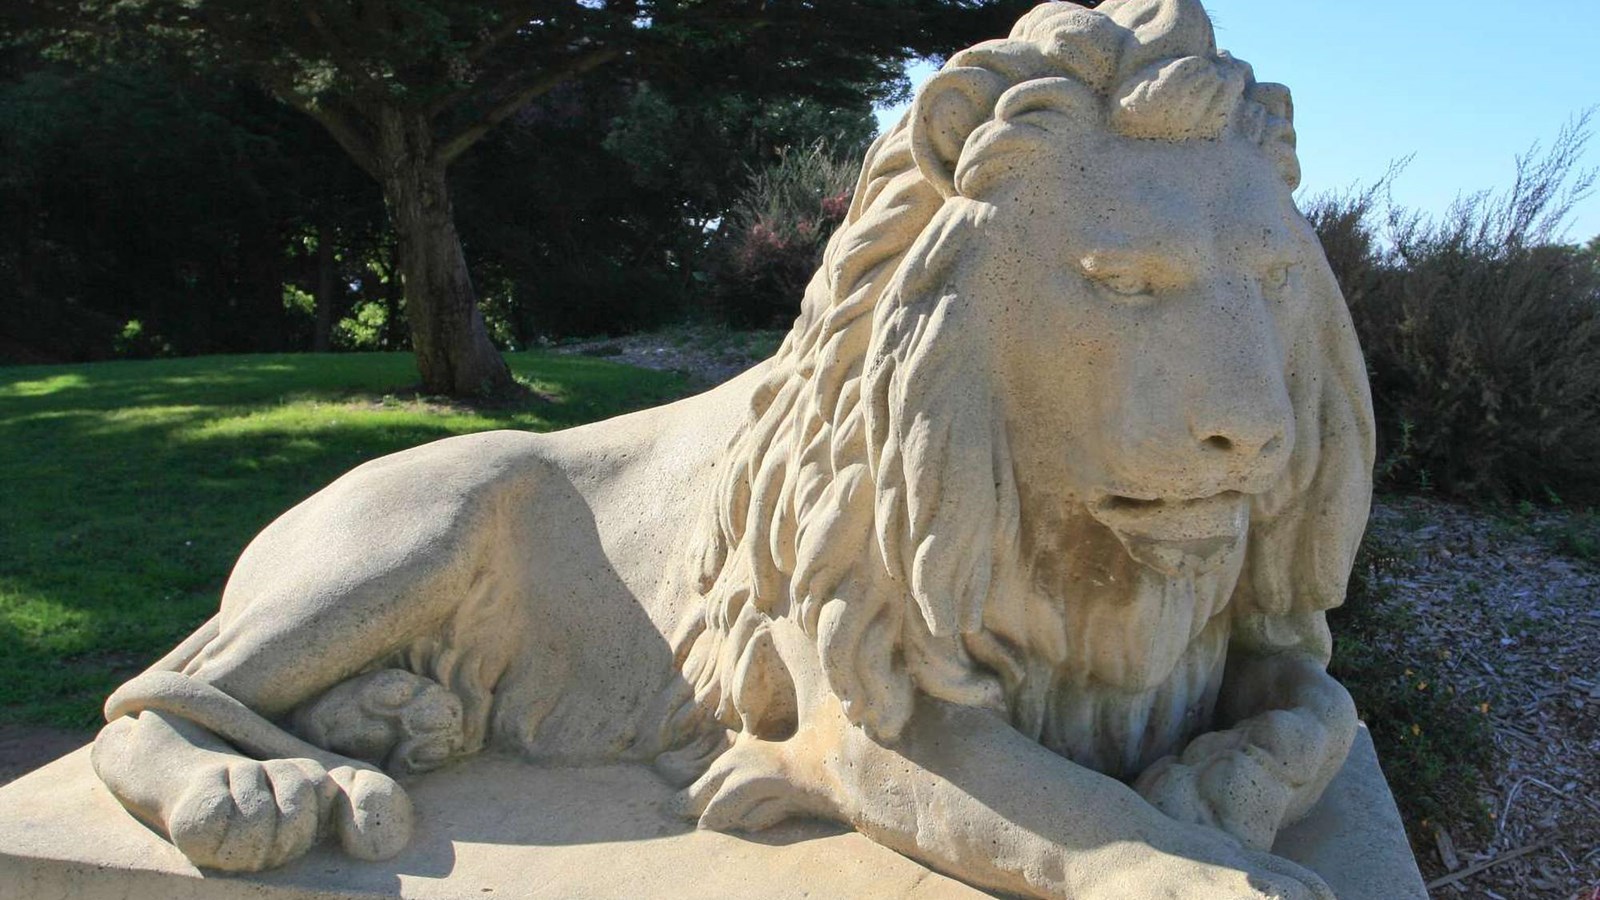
[{"xmin": 1366, "ymin": 496, "xmax": 1599, "ymax": 900}]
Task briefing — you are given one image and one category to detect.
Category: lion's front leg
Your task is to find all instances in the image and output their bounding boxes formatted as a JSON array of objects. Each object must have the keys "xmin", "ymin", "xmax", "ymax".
[
  {"xmin": 828, "ymin": 697, "xmax": 1337, "ymax": 900},
  {"xmin": 680, "ymin": 691, "xmax": 1333, "ymax": 900},
  {"xmin": 1136, "ymin": 648, "xmax": 1358, "ymax": 851}
]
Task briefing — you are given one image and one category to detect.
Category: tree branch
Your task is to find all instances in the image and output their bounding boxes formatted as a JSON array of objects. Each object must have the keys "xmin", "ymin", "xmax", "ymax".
[
  {"xmin": 304, "ymin": 102, "xmax": 382, "ymax": 180},
  {"xmin": 436, "ymin": 46, "xmax": 620, "ymax": 166},
  {"xmin": 261, "ymin": 73, "xmax": 380, "ymax": 179},
  {"xmin": 423, "ymin": 4, "xmax": 551, "ymax": 118}
]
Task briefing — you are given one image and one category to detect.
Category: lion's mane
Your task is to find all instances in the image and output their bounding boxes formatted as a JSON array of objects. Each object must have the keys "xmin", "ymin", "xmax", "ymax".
[{"xmin": 656, "ymin": 0, "xmax": 1374, "ymax": 781}]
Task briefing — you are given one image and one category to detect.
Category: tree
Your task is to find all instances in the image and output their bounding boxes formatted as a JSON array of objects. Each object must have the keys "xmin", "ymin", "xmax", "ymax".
[
  {"xmin": 0, "ymin": 55, "xmax": 386, "ymax": 362},
  {"xmin": 21, "ymin": 0, "xmax": 1037, "ymax": 395}
]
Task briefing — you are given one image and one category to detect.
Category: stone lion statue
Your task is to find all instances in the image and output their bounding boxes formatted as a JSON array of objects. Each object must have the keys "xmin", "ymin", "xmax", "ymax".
[{"xmin": 92, "ymin": 1, "xmax": 1374, "ymax": 897}]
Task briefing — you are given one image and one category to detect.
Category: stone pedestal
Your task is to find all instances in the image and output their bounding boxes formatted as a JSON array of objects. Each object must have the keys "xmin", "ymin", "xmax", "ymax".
[{"xmin": 0, "ymin": 726, "xmax": 1422, "ymax": 900}]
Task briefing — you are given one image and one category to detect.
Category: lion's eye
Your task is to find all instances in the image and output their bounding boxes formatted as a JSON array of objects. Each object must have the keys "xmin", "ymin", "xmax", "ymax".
[
  {"xmin": 1265, "ymin": 263, "xmax": 1298, "ymax": 292},
  {"xmin": 1099, "ymin": 272, "xmax": 1151, "ymax": 297},
  {"xmin": 1079, "ymin": 252, "xmax": 1158, "ymax": 301},
  {"xmin": 1080, "ymin": 267, "xmax": 1151, "ymax": 298}
]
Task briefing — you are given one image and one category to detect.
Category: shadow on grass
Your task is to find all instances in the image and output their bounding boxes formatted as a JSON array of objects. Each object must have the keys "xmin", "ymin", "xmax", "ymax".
[{"xmin": 0, "ymin": 352, "xmax": 691, "ymax": 727}]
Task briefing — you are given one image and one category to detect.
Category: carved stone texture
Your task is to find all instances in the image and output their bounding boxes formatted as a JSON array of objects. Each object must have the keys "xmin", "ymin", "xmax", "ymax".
[{"xmin": 72, "ymin": 1, "xmax": 1397, "ymax": 896}]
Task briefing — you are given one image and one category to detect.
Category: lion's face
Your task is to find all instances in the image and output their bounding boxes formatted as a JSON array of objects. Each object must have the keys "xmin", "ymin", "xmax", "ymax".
[{"xmin": 956, "ymin": 124, "xmax": 1320, "ymax": 580}]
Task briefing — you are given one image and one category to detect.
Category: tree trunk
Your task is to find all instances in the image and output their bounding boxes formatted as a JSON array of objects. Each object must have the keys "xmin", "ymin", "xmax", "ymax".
[
  {"xmin": 312, "ymin": 223, "xmax": 335, "ymax": 353},
  {"xmin": 376, "ymin": 111, "xmax": 512, "ymax": 397},
  {"xmin": 381, "ymin": 241, "xmax": 402, "ymax": 350}
]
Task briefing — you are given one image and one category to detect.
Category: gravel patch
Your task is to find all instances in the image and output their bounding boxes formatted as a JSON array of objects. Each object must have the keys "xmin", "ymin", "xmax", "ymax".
[{"xmin": 551, "ymin": 327, "xmax": 780, "ymax": 389}]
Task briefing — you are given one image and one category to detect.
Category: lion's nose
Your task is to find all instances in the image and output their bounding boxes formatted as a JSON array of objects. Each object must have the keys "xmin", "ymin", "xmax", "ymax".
[
  {"xmin": 1196, "ymin": 426, "xmax": 1283, "ymax": 459},
  {"xmin": 1191, "ymin": 413, "xmax": 1291, "ymax": 481}
]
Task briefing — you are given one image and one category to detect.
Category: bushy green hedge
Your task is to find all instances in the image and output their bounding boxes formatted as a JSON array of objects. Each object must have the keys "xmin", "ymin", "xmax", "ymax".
[{"xmin": 1308, "ymin": 119, "xmax": 1600, "ymax": 503}]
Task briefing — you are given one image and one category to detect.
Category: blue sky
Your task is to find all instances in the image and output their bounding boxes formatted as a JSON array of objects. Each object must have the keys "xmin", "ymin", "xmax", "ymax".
[{"xmin": 875, "ymin": 1, "xmax": 1600, "ymax": 242}]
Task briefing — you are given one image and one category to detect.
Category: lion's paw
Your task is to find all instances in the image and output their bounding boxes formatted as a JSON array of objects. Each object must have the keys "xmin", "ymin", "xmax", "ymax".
[
  {"xmin": 1234, "ymin": 846, "xmax": 1336, "ymax": 900},
  {"xmin": 1135, "ymin": 756, "xmax": 1216, "ymax": 827},
  {"xmin": 292, "ymin": 669, "xmax": 464, "ymax": 775},
  {"xmin": 1135, "ymin": 745, "xmax": 1293, "ymax": 851},
  {"xmin": 1126, "ymin": 827, "xmax": 1334, "ymax": 900},
  {"xmin": 165, "ymin": 757, "xmax": 326, "ymax": 872},
  {"xmin": 672, "ymin": 737, "xmax": 835, "ymax": 833}
]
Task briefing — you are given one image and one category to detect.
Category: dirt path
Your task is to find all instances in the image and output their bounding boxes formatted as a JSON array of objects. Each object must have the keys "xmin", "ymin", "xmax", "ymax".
[{"xmin": 0, "ymin": 724, "xmax": 92, "ymax": 787}]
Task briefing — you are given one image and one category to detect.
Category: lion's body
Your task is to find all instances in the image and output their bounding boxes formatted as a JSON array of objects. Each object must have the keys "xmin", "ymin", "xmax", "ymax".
[
  {"xmin": 180, "ymin": 364, "xmax": 772, "ymax": 766},
  {"xmin": 93, "ymin": 3, "xmax": 1375, "ymax": 896}
]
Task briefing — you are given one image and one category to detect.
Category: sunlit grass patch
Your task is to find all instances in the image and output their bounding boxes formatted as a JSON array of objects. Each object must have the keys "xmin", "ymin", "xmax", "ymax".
[{"xmin": 0, "ymin": 351, "xmax": 689, "ymax": 726}]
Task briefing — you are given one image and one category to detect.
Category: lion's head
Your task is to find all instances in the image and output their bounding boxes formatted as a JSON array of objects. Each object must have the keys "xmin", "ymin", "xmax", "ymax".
[{"xmin": 666, "ymin": 0, "xmax": 1374, "ymax": 781}]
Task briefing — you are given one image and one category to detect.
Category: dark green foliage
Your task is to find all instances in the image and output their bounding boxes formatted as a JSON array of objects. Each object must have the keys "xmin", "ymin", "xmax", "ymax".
[
  {"xmin": 454, "ymin": 80, "xmax": 696, "ymax": 341},
  {"xmin": 1499, "ymin": 502, "xmax": 1600, "ymax": 563},
  {"xmin": 1309, "ymin": 118, "xmax": 1600, "ymax": 503},
  {"xmin": 1540, "ymin": 510, "xmax": 1600, "ymax": 561},
  {"xmin": 454, "ymin": 81, "xmax": 876, "ymax": 339},
  {"xmin": 0, "ymin": 351, "xmax": 688, "ymax": 726},
  {"xmin": 0, "ymin": 63, "xmax": 385, "ymax": 363},
  {"xmin": 1328, "ymin": 535, "xmax": 1495, "ymax": 845},
  {"xmin": 4, "ymin": 2, "xmax": 1040, "ymax": 365}
]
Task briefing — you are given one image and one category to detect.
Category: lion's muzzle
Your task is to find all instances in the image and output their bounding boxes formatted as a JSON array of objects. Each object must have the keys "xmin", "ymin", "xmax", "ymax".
[{"xmin": 1089, "ymin": 491, "xmax": 1250, "ymax": 576}]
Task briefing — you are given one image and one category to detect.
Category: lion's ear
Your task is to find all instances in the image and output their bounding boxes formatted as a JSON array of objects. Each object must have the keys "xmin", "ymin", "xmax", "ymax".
[
  {"xmin": 911, "ymin": 66, "xmax": 1008, "ymax": 199},
  {"xmin": 1247, "ymin": 82, "xmax": 1301, "ymax": 190}
]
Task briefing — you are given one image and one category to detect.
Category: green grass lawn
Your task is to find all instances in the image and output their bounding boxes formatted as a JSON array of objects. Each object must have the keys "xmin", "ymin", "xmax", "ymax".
[{"xmin": 0, "ymin": 352, "xmax": 689, "ymax": 728}]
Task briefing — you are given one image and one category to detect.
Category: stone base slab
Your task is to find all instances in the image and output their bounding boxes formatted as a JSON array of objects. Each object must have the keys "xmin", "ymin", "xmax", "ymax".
[{"xmin": 0, "ymin": 726, "xmax": 1424, "ymax": 899}]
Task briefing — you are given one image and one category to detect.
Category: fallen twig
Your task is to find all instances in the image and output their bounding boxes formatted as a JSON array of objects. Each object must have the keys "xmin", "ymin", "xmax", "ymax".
[{"xmin": 1425, "ymin": 842, "xmax": 1550, "ymax": 891}]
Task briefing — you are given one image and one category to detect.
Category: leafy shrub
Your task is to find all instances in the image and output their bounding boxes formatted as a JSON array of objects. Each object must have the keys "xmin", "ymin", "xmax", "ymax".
[
  {"xmin": 1329, "ymin": 534, "xmax": 1495, "ymax": 844},
  {"xmin": 335, "ymin": 301, "xmax": 390, "ymax": 351},
  {"xmin": 111, "ymin": 318, "xmax": 172, "ymax": 359},
  {"xmin": 707, "ymin": 142, "xmax": 858, "ymax": 328},
  {"xmin": 1524, "ymin": 506, "xmax": 1600, "ymax": 562},
  {"xmin": 1308, "ymin": 116, "xmax": 1600, "ymax": 502}
]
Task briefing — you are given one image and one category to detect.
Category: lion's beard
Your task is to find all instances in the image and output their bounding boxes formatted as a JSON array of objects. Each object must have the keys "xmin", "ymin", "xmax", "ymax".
[{"xmin": 958, "ymin": 490, "xmax": 1249, "ymax": 780}]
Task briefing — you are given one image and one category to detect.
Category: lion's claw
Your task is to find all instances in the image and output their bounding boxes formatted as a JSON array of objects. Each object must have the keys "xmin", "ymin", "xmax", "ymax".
[
  {"xmin": 327, "ymin": 766, "xmax": 414, "ymax": 861},
  {"xmin": 675, "ymin": 737, "xmax": 832, "ymax": 833},
  {"xmin": 166, "ymin": 757, "xmax": 325, "ymax": 872}
]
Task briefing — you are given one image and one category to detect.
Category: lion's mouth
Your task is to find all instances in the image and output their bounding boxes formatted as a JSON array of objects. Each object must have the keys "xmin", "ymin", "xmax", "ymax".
[{"xmin": 1088, "ymin": 492, "xmax": 1249, "ymax": 577}]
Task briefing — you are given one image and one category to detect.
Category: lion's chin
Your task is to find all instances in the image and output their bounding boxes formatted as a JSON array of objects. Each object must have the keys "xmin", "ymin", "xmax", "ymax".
[{"xmin": 1088, "ymin": 492, "xmax": 1250, "ymax": 578}]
